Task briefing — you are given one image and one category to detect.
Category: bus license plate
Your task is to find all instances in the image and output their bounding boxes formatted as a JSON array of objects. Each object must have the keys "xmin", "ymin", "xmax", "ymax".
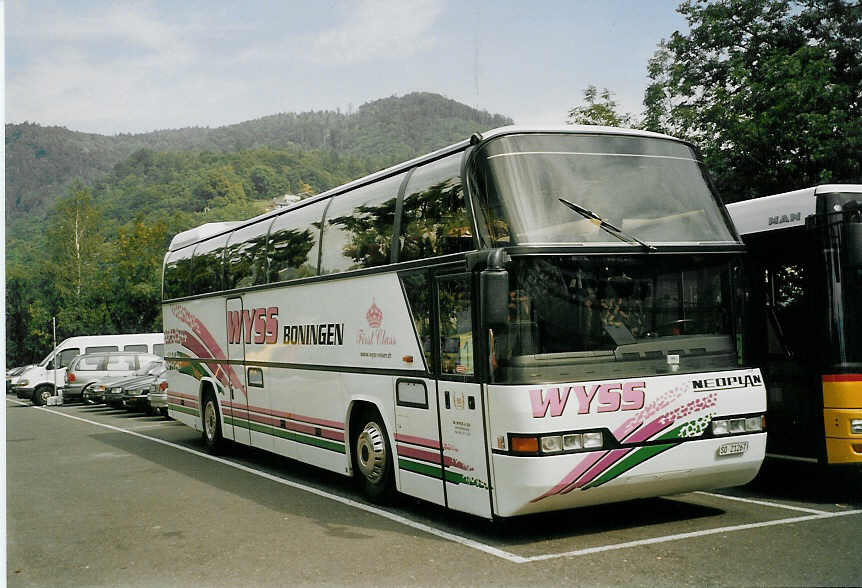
[{"xmin": 718, "ymin": 441, "xmax": 749, "ymax": 456}]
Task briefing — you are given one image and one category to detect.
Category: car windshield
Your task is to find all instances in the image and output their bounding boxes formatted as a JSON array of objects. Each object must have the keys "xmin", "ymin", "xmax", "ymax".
[
  {"xmin": 471, "ymin": 133, "xmax": 737, "ymax": 246},
  {"xmin": 490, "ymin": 255, "xmax": 740, "ymax": 384}
]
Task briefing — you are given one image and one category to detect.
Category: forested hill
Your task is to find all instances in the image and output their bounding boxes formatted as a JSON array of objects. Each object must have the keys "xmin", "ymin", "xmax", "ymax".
[{"xmin": 5, "ymin": 92, "xmax": 512, "ymax": 225}]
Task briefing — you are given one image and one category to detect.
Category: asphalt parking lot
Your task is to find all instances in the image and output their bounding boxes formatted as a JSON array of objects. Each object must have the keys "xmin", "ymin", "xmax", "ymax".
[{"xmin": 7, "ymin": 396, "xmax": 862, "ymax": 587}]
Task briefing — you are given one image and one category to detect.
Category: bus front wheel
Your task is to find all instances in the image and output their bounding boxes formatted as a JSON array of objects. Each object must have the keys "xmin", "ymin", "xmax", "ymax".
[
  {"xmin": 353, "ymin": 410, "xmax": 394, "ymax": 503},
  {"xmin": 202, "ymin": 394, "xmax": 224, "ymax": 454}
]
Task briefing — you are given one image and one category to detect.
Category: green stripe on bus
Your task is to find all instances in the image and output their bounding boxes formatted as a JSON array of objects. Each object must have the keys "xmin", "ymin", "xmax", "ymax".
[
  {"xmin": 169, "ymin": 404, "xmax": 199, "ymax": 417},
  {"xmin": 583, "ymin": 443, "xmax": 675, "ymax": 490},
  {"xmin": 399, "ymin": 458, "xmax": 443, "ymax": 479},
  {"xmin": 225, "ymin": 417, "xmax": 345, "ymax": 454},
  {"xmin": 398, "ymin": 459, "xmax": 486, "ymax": 487}
]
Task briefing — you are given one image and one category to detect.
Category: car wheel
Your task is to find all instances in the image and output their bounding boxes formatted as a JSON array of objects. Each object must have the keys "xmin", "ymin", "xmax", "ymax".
[
  {"xmin": 202, "ymin": 394, "xmax": 224, "ymax": 454},
  {"xmin": 32, "ymin": 385, "xmax": 52, "ymax": 406},
  {"xmin": 353, "ymin": 409, "xmax": 394, "ymax": 503}
]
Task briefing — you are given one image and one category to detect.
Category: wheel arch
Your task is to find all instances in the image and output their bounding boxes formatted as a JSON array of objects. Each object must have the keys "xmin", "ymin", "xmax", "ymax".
[
  {"xmin": 199, "ymin": 377, "xmax": 220, "ymax": 429},
  {"xmin": 346, "ymin": 398, "xmax": 395, "ymax": 478}
]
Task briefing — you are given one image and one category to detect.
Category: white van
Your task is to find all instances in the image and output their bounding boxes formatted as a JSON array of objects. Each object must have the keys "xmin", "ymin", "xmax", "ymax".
[{"xmin": 11, "ymin": 333, "xmax": 164, "ymax": 405}]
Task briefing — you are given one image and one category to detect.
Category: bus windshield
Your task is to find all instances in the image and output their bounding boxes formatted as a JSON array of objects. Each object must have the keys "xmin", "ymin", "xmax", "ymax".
[
  {"xmin": 471, "ymin": 133, "xmax": 736, "ymax": 246},
  {"xmin": 491, "ymin": 255, "xmax": 739, "ymax": 384},
  {"xmin": 824, "ymin": 192, "xmax": 862, "ymax": 368}
]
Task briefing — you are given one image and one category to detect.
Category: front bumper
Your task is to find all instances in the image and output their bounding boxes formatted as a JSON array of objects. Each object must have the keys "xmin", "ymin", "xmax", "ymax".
[
  {"xmin": 83, "ymin": 388, "xmax": 106, "ymax": 404},
  {"xmin": 148, "ymin": 392, "xmax": 168, "ymax": 409},
  {"xmin": 14, "ymin": 387, "xmax": 33, "ymax": 399},
  {"xmin": 121, "ymin": 394, "xmax": 150, "ymax": 411},
  {"xmin": 490, "ymin": 433, "xmax": 767, "ymax": 517}
]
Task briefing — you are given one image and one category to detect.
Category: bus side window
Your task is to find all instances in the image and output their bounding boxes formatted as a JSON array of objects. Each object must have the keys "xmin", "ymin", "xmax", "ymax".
[
  {"xmin": 399, "ymin": 152, "xmax": 472, "ymax": 262},
  {"xmin": 400, "ymin": 271, "xmax": 433, "ymax": 370},
  {"xmin": 225, "ymin": 220, "xmax": 272, "ymax": 289},
  {"xmin": 164, "ymin": 247, "xmax": 194, "ymax": 300},
  {"xmin": 268, "ymin": 200, "xmax": 326, "ymax": 282},
  {"xmin": 191, "ymin": 234, "xmax": 228, "ymax": 295},
  {"xmin": 320, "ymin": 174, "xmax": 403, "ymax": 274}
]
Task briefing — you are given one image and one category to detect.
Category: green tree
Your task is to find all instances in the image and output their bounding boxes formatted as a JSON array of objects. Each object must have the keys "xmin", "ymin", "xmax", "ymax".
[
  {"xmin": 644, "ymin": 0, "xmax": 862, "ymax": 200},
  {"xmin": 108, "ymin": 217, "xmax": 168, "ymax": 332},
  {"xmin": 568, "ymin": 86, "xmax": 633, "ymax": 127}
]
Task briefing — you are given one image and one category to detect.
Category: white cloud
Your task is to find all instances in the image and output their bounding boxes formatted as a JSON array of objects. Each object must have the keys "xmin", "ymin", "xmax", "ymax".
[{"xmin": 309, "ymin": 0, "xmax": 444, "ymax": 65}]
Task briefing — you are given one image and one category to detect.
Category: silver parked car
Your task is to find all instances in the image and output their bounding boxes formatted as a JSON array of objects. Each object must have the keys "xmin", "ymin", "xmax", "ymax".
[
  {"xmin": 147, "ymin": 368, "xmax": 169, "ymax": 417},
  {"xmin": 62, "ymin": 352, "xmax": 160, "ymax": 403}
]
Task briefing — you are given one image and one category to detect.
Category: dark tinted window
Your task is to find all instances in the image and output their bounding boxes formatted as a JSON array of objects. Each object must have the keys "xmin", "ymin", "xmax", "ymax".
[
  {"xmin": 268, "ymin": 201, "xmax": 326, "ymax": 282},
  {"xmin": 225, "ymin": 220, "xmax": 272, "ymax": 289},
  {"xmin": 400, "ymin": 271, "xmax": 432, "ymax": 370},
  {"xmin": 124, "ymin": 344, "xmax": 148, "ymax": 352},
  {"xmin": 153, "ymin": 343, "xmax": 164, "ymax": 357},
  {"xmin": 400, "ymin": 153, "xmax": 472, "ymax": 261},
  {"xmin": 56, "ymin": 348, "xmax": 80, "ymax": 368},
  {"xmin": 164, "ymin": 247, "xmax": 195, "ymax": 299},
  {"xmin": 191, "ymin": 234, "xmax": 228, "ymax": 295},
  {"xmin": 320, "ymin": 174, "xmax": 402, "ymax": 274}
]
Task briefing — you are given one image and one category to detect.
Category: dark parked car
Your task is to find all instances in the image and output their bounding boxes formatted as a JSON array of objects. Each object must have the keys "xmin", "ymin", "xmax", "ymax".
[{"xmin": 101, "ymin": 359, "xmax": 166, "ymax": 412}]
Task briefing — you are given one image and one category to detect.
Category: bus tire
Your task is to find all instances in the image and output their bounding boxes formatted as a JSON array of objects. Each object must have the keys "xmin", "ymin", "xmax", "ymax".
[
  {"xmin": 353, "ymin": 409, "xmax": 394, "ymax": 503},
  {"xmin": 202, "ymin": 394, "xmax": 224, "ymax": 454},
  {"xmin": 32, "ymin": 385, "xmax": 52, "ymax": 406}
]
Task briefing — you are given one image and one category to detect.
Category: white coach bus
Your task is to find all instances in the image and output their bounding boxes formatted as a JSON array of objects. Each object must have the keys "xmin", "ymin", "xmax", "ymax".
[{"xmin": 162, "ymin": 126, "xmax": 766, "ymax": 518}]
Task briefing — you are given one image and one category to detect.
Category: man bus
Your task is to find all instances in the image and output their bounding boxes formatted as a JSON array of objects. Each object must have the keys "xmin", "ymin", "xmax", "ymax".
[
  {"xmin": 727, "ymin": 185, "xmax": 862, "ymax": 467},
  {"xmin": 163, "ymin": 126, "xmax": 766, "ymax": 518}
]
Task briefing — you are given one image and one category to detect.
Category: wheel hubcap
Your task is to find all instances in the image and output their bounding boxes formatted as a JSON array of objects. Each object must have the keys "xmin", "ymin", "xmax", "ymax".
[
  {"xmin": 205, "ymin": 401, "xmax": 217, "ymax": 441},
  {"xmin": 356, "ymin": 422, "xmax": 386, "ymax": 483}
]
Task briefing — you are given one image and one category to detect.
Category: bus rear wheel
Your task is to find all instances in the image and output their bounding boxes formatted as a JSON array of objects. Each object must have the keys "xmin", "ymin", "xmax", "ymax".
[
  {"xmin": 353, "ymin": 410, "xmax": 394, "ymax": 503},
  {"xmin": 202, "ymin": 394, "xmax": 224, "ymax": 454}
]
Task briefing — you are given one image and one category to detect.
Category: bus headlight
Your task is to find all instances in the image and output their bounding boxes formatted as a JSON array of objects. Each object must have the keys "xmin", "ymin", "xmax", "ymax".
[
  {"xmin": 541, "ymin": 436, "xmax": 563, "ymax": 454},
  {"xmin": 851, "ymin": 419, "xmax": 862, "ymax": 434},
  {"xmin": 583, "ymin": 431, "xmax": 603, "ymax": 448},
  {"xmin": 563, "ymin": 434, "xmax": 583, "ymax": 450},
  {"xmin": 712, "ymin": 415, "xmax": 765, "ymax": 436}
]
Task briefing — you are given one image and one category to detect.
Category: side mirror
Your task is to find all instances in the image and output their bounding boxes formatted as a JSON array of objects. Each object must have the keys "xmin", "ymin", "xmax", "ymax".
[{"xmin": 481, "ymin": 268, "xmax": 509, "ymax": 330}]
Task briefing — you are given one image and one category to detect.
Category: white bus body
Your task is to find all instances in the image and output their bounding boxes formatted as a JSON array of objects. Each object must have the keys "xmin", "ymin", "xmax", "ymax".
[
  {"xmin": 164, "ymin": 126, "xmax": 766, "ymax": 518},
  {"xmin": 13, "ymin": 333, "xmax": 164, "ymax": 402}
]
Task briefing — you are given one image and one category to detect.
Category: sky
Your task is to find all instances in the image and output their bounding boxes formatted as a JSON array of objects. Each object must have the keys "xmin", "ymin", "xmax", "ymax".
[{"xmin": 5, "ymin": 0, "xmax": 689, "ymax": 136}]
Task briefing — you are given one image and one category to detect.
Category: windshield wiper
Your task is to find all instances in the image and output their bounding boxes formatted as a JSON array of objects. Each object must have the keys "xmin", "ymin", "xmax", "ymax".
[{"xmin": 558, "ymin": 198, "xmax": 656, "ymax": 252}]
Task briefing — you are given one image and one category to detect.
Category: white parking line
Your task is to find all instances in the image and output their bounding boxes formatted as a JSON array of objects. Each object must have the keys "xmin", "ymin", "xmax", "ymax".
[
  {"xmin": 522, "ymin": 510, "xmax": 862, "ymax": 561},
  {"xmin": 12, "ymin": 400, "xmax": 862, "ymax": 564},
  {"xmin": 12, "ymin": 401, "xmax": 527, "ymax": 564},
  {"xmin": 694, "ymin": 491, "xmax": 832, "ymax": 514}
]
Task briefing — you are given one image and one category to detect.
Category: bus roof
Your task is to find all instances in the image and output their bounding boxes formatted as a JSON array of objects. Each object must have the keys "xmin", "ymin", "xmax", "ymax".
[
  {"xmin": 726, "ymin": 184, "xmax": 862, "ymax": 236},
  {"xmin": 167, "ymin": 125, "xmax": 693, "ymax": 252}
]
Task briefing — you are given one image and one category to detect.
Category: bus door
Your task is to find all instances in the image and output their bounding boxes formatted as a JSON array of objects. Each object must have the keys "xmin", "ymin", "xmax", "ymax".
[
  {"xmin": 435, "ymin": 273, "xmax": 492, "ymax": 518},
  {"xmin": 226, "ymin": 297, "xmax": 251, "ymax": 445}
]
